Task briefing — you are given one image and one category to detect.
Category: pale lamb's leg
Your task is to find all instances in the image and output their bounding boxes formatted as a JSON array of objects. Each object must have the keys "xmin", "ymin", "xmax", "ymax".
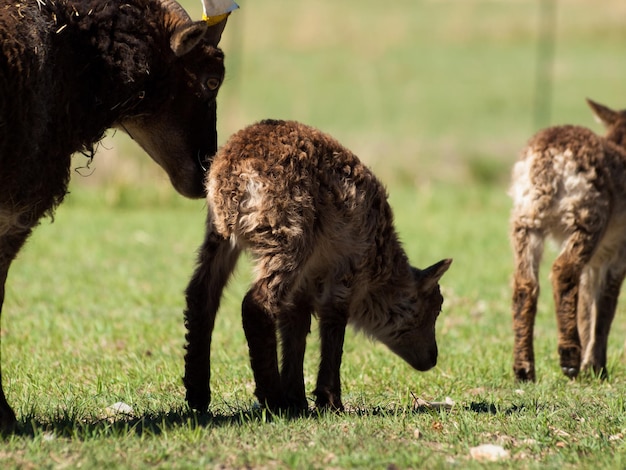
[
  {"xmin": 0, "ymin": 228, "xmax": 33, "ymax": 431},
  {"xmin": 183, "ymin": 228, "xmax": 240, "ymax": 412},
  {"xmin": 314, "ymin": 305, "xmax": 348, "ymax": 411},
  {"xmin": 277, "ymin": 293, "xmax": 312, "ymax": 412},
  {"xmin": 576, "ymin": 267, "xmax": 597, "ymax": 358},
  {"xmin": 550, "ymin": 230, "xmax": 600, "ymax": 379},
  {"xmin": 581, "ymin": 262, "xmax": 626, "ymax": 378},
  {"xmin": 511, "ymin": 224, "xmax": 544, "ymax": 382}
]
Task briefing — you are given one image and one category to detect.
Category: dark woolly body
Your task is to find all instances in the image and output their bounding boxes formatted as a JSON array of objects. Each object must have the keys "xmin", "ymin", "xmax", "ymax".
[
  {"xmin": 0, "ymin": 0, "xmax": 221, "ymax": 223},
  {"xmin": 0, "ymin": 0, "xmax": 228, "ymax": 431}
]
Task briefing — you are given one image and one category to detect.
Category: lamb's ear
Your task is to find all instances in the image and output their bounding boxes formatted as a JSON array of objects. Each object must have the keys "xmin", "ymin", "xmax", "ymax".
[
  {"xmin": 417, "ymin": 259, "xmax": 452, "ymax": 292},
  {"xmin": 587, "ymin": 98, "xmax": 620, "ymax": 128},
  {"xmin": 170, "ymin": 22, "xmax": 209, "ymax": 57}
]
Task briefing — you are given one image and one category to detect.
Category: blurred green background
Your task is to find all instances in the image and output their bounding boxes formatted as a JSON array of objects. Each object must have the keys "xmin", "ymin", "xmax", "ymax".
[{"xmin": 71, "ymin": 0, "xmax": 626, "ymax": 197}]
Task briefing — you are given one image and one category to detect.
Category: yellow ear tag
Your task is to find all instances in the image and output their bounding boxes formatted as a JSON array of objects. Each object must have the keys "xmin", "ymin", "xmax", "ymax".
[{"xmin": 202, "ymin": 12, "xmax": 230, "ymax": 26}]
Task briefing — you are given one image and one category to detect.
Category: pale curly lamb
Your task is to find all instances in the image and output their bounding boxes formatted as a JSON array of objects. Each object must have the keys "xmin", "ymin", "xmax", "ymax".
[{"xmin": 510, "ymin": 99, "xmax": 626, "ymax": 381}]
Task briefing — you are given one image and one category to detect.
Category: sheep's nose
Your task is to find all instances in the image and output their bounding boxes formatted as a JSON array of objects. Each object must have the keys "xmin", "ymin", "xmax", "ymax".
[{"xmin": 429, "ymin": 346, "xmax": 438, "ymax": 367}]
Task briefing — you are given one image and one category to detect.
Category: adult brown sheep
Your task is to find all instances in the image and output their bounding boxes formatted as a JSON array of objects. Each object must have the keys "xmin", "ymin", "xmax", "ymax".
[{"xmin": 0, "ymin": 0, "xmax": 234, "ymax": 430}]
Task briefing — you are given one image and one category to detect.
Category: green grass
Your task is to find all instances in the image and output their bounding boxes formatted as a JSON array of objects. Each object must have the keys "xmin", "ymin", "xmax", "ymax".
[
  {"xmin": 3, "ymin": 0, "xmax": 626, "ymax": 467},
  {"xmin": 3, "ymin": 182, "xmax": 626, "ymax": 468}
]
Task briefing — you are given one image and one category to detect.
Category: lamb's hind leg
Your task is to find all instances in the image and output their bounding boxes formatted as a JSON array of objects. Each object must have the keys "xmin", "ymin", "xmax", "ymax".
[
  {"xmin": 0, "ymin": 228, "xmax": 34, "ymax": 431},
  {"xmin": 242, "ymin": 282, "xmax": 283, "ymax": 411},
  {"xmin": 277, "ymin": 293, "xmax": 311, "ymax": 412},
  {"xmin": 551, "ymin": 230, "xmax": 600, "ymax": 379},
  {"xmin": 183, "ymin": 227, "xmax": 240, "ymax": 412},
  {"xmin": 580, "ymin": 262, "xmax": 626, "ymax": 378},
  {"xmin": 511, "ymin": 224, "xmax": 544, "ymax": 382},
  {"xmin": 242, "ymin": 262, "xmax": 303, "ymax": 411},
  {"xmin": 314, "ymin": 304, "xmax": 348, "ymax": 411}
]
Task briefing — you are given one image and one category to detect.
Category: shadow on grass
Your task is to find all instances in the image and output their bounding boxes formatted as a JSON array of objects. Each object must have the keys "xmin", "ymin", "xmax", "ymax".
[
  {"xmin": 7, "ymin": 399, "xmax": 535, "ymax": 439},
  {"xmin": 13, "ymin": 407, "xmax": 272, "ymax": 439}
]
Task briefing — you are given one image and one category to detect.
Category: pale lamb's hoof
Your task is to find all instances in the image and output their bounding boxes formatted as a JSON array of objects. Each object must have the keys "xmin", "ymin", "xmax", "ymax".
[{"xmin": 561, "ymin": 367, "xmax": 579, "ymax": 379}]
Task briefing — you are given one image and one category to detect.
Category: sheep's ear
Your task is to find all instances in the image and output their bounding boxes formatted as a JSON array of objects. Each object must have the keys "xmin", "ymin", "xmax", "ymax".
[
  {"xmin": 416, "ymin": 259, "xmax": 452, "ymax": 292},
  {"xmin": 203, "ymin": 17, "xmax": 229, "ymax": 47},
  {"xmin": 201, "ymin": 0, "xmax": 238, "ymax": 46},
  {"xmin": 587, "ymin": 98, "xmax": 620, "ymax": 128},
  {"xmin": 171, "ymin": 21, "xmax": 208, "ymax": 57}
]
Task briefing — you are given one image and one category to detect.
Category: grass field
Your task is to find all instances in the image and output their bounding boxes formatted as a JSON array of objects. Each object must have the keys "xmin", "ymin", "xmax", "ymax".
[{"xmin": 3, "ymin": 0, "xmax": 626, "ymax": 468}]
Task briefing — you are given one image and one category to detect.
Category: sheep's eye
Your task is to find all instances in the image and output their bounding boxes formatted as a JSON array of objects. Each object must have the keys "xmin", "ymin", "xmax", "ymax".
[{"xmin": 206, "ymin": 78, "xmax": 221, "ymax": 91}]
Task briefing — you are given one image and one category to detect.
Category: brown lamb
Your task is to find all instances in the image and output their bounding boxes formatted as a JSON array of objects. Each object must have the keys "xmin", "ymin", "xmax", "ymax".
[
  {"xmin": 0, "ymin": 0, "xmax": 232, "ymax": 430},
  {"xmin": 510, "ymin": 99, "xmax": 626, "ymax": 381},
  {"xmin": 183, "ymin": 119, "xmax": 452, "ymax": 412}
]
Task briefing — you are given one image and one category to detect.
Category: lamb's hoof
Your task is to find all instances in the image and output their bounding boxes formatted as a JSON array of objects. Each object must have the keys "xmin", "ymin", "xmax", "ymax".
[
  {"xmin": 558, "ymin": 346, "xmax": 581, "ymax": 379},
  {"xmin": 185, "ymin": 388, "xmax": 210, "ymax": 413},
  {"xmin": 313, "ymin": 389, "xmax": 344, "ymax": 413},
  {"xmin": 561, "ymin": 366, "xmax": 579, "ymax": 379},
  {"xmin": 513, "ymin": 365, "xmax": 536, "ymax": 382}
]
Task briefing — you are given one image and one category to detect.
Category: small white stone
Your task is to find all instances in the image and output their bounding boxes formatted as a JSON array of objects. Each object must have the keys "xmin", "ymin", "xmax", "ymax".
[
  {"xmin": 105, "ymin": 401, "xmax": 134, "ymax": 418},
  {"xmin": 470, "ymin": 444, "xmax": 510, "ymax": 462}
]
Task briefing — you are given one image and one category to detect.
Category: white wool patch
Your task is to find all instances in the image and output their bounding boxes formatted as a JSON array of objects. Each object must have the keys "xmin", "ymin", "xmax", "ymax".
[
  {"xmin": 240, "ymin": 174, "xmax": 264, "ymax": 211},
  {"xmin": 236, "ymin": 173, "xmax": 266, "ymax": 235},
  {"xmin": 508, "ymin": 155, "xmax": 534, "ymax": 205},
  {"xmin": 553, "ymin": 150, "xmax": 595, "ymax": 211},
  {"xmin": 509, "ymin": 151, "xmax": 546, "ymax": 229}
]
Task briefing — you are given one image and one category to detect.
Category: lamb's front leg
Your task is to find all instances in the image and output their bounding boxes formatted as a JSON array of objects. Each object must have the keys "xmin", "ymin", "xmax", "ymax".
[
  {"xmin": 314, "ymin": 307, "xmax": 348, "ymax": 411},
  {"xmin": 183, "ymin": 229, "xmax": 239, "ymax": 412}
]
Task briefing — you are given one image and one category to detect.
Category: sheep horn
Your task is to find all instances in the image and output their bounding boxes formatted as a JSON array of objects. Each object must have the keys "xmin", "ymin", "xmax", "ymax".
[{"xmin": 158, "ymin": 0, "xmax": 192, "ymax": 23}]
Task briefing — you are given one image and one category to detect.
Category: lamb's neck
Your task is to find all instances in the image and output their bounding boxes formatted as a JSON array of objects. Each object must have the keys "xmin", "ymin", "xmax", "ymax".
[{"xmin": 349, "ymin": 241, "xmax": 414, "ymax": 331}]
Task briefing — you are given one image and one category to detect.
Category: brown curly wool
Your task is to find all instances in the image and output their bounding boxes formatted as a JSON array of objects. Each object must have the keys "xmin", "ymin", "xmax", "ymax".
[
  {"xmin": 510, "ymin": 99, "xmax": 626, "ymax": 382},
  {"xmin": 184, "ymin": 119, "xmax": 451, "ymax": 412}
]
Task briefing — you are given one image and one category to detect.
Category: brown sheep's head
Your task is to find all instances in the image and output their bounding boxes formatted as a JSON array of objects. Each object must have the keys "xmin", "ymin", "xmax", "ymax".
[{"xmin": 117, "ymin": 0, "xmax": 232, "ymax": 198}]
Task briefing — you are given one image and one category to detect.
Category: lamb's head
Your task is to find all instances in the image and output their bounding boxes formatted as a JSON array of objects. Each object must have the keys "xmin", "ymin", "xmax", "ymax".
[
  {"xmin": 116, "ymin": 0, "xmax": 233, "ymax": 198},
  {"xmin": 587, "ymin": 98, "xmax": 626, "ymax": 149},
  {"xmin": 377, "ymin": 259, "xmax": 452, "ymax": 372}
]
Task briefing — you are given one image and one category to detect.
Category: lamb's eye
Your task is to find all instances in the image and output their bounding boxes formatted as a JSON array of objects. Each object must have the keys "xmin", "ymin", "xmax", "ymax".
[{"xmin": 206, "ymin": 78, "xmax": 221, "ymax": 91}]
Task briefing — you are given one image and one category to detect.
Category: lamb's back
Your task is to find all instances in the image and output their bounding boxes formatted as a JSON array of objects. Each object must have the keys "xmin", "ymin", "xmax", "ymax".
[
  {"xmin": 510, "ymin": 124, "xmax": 626, "ymax": 239},
  {"xmin": 208, "ymin": 120, "xmax": 374, "ymax": 241}
]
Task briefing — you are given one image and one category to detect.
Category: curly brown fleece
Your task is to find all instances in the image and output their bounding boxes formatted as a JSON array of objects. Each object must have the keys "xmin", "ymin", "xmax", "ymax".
[{"xmin": 184, "ymin": 120, "xmax": 451, "ymax": 413}]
